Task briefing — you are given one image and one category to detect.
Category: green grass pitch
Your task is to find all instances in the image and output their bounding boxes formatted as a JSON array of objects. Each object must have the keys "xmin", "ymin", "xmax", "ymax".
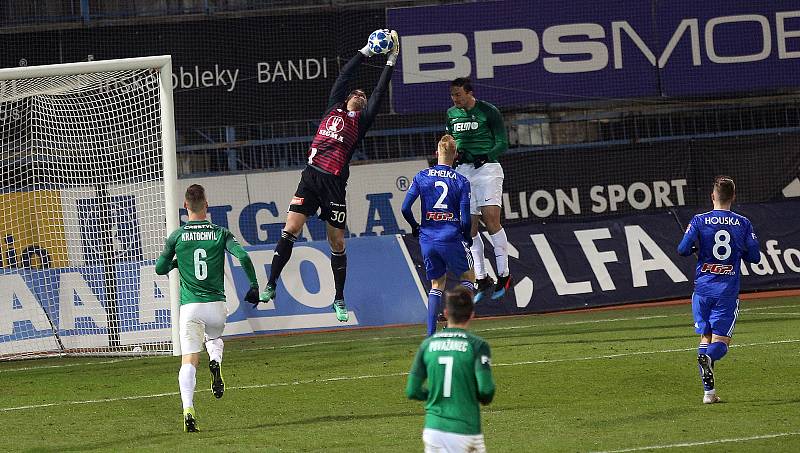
[{"xmin": 2, "ymin": 296, "xmax": 799, "ymax": 452}]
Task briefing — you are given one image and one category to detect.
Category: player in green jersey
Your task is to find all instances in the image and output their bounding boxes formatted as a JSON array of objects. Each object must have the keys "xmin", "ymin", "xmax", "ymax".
[
  {"xmin": 406, "ymin": 286, "xmax": 495, "ymax": 452},
  {"xmin": 447, "ymin": 78, "xmax": 512, "ymax": 304},
  {"xmin": 156, "ymin": 184, "xmax": 260, "ymax": 432}
]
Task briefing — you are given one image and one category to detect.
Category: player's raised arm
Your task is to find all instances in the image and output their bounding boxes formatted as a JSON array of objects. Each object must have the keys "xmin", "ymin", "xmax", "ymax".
[
  {"xmin": 359, "ymin": 30, "xmax": 399, "ymax": 134},
  {"xmin": 326, "ymin": 52, "xmax": 366, "ymax": 112},
  {"xmin": 677, "ymin": 217, "xmax": 699, "ymax": 256},
  {"xmin": 485, "ymin": 102, "xmax": 508, "ymax": 162},
  {"xmin": 743, "ymin": 221, "xmax": 761, "ymax": 263},
  {"xmin": 224, "ymin": 231, "xmax": 260, "ymax": 305},
  {"xmin": 401, "ymin": 175, "xmax": 421, "ymax": 236},
  {"xmin": 155, "ymin": 230, "xmax": 180, "ymax": 275},
  {"xmin": 405, "ymin": 346, "xmax": 429, "ymax": 401}
]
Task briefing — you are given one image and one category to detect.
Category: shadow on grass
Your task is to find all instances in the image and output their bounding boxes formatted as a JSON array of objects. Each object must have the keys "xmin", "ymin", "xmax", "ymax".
[
  {"xmin": 233, "ymin": 404, "xmax": 531, "ymax": 431},
  {"xmin": 23, "ymin": 432, "xmax": 177, "ymax": 453},
  {"xmin": 735, "ymin": 397, "xmax": 800, "ymax": 407}
]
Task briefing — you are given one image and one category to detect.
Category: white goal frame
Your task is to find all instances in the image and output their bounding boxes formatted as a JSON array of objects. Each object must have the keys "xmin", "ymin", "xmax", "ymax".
[{"xmin": 0, "ymin": 56, "xmax": 181, "ymax": 357}]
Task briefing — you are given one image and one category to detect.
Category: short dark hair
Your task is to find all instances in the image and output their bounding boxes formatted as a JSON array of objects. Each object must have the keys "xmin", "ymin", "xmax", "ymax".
[
  {"xmin": 714, "ymin": 176, "xmax": 735, "ymax": 203},
  {"xmin": 346, "ymin": 89, "xmax": 366, "ymax": 103},
  {"xmin": 185, "ymin": 184, "xmax": 207, "ymax": 213},
  {"xmin": 445, "ymin": 286, "xmax": 474, "ymax": 323},
  {"xmin": 450, "ymin": 77, "xmax": 473, "ymax": 93}
]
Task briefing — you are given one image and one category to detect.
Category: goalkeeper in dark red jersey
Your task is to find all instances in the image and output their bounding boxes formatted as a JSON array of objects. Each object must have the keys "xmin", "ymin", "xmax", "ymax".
[{"xmin": 259, "ymin": 29, "xmax": 400, "ymax": 322}]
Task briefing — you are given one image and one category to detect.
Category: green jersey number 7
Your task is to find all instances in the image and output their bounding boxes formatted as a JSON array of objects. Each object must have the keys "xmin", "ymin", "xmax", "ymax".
[{"xmin": 438, "ymin": 356, "xmax": 453, "ymax": 397}]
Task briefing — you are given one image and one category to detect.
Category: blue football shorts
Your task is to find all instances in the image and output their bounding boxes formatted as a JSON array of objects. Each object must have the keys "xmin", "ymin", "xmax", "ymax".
[
  {"xmin": 691, "ymin": 293, "xmax": 740, "ymax": 337},
  {"xmin": 420, "ymin": 239, "xmax": 472, "ymax": 281}
]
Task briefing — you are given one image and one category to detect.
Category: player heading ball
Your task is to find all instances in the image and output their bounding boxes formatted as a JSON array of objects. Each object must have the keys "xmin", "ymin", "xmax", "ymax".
[
  {"xmin": 447, "ymin": 78, "xmax": 512, "ymax": 303},
  {"xmin": 259, "ymin": 30, "xmax": 400, "ymax": 322}
]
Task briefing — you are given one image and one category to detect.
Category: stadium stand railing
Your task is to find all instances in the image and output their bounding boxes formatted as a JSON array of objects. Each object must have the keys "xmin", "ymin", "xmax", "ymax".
[
  {"xmin": 174, "ymin": 97, "xmax": 800, "ymax": 176},
  {"xmin": 0, "ymin": 0, "xmax": 458, "ymax": 27}
]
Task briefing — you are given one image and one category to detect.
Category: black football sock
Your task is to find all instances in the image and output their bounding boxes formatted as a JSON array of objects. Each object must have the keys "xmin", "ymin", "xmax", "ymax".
[
  {"xmin": 331, "ymin": 250, "xmax": 347, "ymax": 300},
  {"xmin": 269, "ymin": 231, "xmax": 297, "ymax": 286}
]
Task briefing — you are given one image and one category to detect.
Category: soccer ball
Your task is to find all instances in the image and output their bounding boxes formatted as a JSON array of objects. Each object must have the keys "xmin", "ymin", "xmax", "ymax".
[{"xmin": 368, "ymin": 29, "xmax": 394, "ymax": 55}]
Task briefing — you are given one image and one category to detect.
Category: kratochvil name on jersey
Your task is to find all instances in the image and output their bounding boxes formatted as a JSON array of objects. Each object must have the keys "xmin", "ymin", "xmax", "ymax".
[
  {"xmin": 317, "ymin": 128, "xmax": 344, "ymax": 142},
  {"xmin": 426, "ymin": 168, "xmax": 458, "ymax": 179},
  {"xmin": 428, "ymin": 339, "xmax": 468, "ymax": 352},
  {"xmin": 703, "ymin": 216, "xmax": 741, "ymax": 226},
  {"xmin": 181, "ymin": 231, "xmax": 218, "ymax": 241},
  {"xmin": 452, "ymin": 121, "xmax": 480, "ymax": 132},
  {"xmin": 426, "ymin": 211, "xmax": 455, "ymax": 221},
  {"xmin": 701, "ymin": 263, "xmax": 735, "ymax": 275}
]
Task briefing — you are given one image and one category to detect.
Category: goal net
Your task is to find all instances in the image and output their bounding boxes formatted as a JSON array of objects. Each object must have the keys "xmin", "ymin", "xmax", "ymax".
[{"xmin": 0, "ymin": 56, "xmax": 179, "ymax": 360}]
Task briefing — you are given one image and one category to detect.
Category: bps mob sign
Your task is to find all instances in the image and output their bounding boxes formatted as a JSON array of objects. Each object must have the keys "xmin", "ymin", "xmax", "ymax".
[{"xmin": 388, "ymin": 0, "xmax": 800, "ymax": 113}]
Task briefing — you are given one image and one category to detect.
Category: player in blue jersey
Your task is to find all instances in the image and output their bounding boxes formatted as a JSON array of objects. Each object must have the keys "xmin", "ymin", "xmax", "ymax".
[
  {"xmin": 402, "ymin": 135, "xmax": 475, "ymax": 336},
  {"xmin": 677, "ymin": 176, "xmax": 760, "ymax": 404}
]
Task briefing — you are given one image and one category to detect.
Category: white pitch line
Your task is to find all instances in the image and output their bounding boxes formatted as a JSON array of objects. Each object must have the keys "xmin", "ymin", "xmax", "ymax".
[
  {"xmin": 0, "ymin": 373, "xmax": 409, "ymax": 412},
  {"xmin": 0, "ymin": 357, "xmax": 145, "ymax": 374},
  {"xmin": 745, "ymin": 312, "xmax": 800, "ymax": 316},
  {"xmin": 739, "ymin": 304, "xmax": 800, "ymax": 311},
  {"xmin": 239, "ymin": 315, "xmax": 677, "ymax": 352},
  {"xmin": 237, "ymin": 315, "xmax": 676, "ymax": 353},
  {"xmin": 493, "ymin": 339, "xmax": 800, "ymax": 367},
  {"xmin": 5, "ymin": 305, "xmax": 799, "ymax": 372},
  {"xmin": 590, "ymin": 431, "xmax": 800, "ymax": 452},
  {"xmin": 2, "ymin": 339, "xmax": 797, "ymax": 413}
]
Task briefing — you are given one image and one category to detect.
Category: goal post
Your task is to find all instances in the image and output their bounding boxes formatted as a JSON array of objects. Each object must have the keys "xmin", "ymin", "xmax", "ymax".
[{"xmin": 0, "ymin": 56, "xmax": 180, "ymax": 359}]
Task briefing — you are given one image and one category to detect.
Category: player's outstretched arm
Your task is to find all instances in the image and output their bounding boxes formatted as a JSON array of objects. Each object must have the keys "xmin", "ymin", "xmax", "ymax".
[
  {"xmin": 225, "ymin": 233, "xmax": 261, "ymax": 305},
  {"xmin": 401, "ymin": 176, "xmax": 421, "ymax": 236},
  {"xmin": 677, "ymin": 218, "xmax": 699, "ymax": 256},
  {"xmin": 326, "ymin": 53, "xmax": 366, "ymax": 111},
  {"xmin": 360, "ymin": 31, "xmax": 399, "ymax": 134},
  {"xmin": 155, "ymin": 230, "xmax": 180, "ymax": 275}
]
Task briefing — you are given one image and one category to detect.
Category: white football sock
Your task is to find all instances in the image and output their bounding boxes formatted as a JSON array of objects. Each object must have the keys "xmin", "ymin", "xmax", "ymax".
[
  {"xmin": 490, "ymin": 228, "xmax": 509, "ymax": 277},
  {"xmin": 470, "ymin": 233, "xmax": 487, "ymax": 279},
  {"xmin": 178, "ymin": 363, "xmax": 196, "ymax": 410},
  {"xmin": 205, "ymin": 337, "xmax": 224, "ymax": 364}
]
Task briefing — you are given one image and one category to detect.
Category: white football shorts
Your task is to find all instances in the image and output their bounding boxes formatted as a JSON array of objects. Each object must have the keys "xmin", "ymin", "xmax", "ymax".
[
  {"xmin": 455, "ymin": 162, "xmax": 504, "ymax": 216},
  {"xmin": 179, "ymin": 301, "xmax": 227, "ymax": 354},
  {"xmin": 423, "ymin": 428, "xmax": 486, "ymax": 453}
]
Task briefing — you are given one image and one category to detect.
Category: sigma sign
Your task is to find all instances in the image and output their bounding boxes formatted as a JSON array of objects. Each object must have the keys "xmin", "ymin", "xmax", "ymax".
[
  {"xmin": 178, "ymin": 160, "xmax": 427, "ymax": 246},
  {"xmin": 401, "ymin": 12, "xmax": 800, "ymax": 82}
]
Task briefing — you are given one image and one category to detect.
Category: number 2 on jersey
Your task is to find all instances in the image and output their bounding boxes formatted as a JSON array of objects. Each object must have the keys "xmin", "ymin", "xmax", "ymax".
[
  {"xmin": 433, "ymin": 181, "xmax": 449, "ymax": 209},
  {"xmin": 438, "ymin": 356, "xmax": 454, "ymax": 397}
]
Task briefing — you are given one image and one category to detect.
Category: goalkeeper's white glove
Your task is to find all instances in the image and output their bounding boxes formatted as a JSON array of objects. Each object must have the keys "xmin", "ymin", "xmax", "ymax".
[
  {"xmin": 386, "ymin": 30, "xmax": 400, "ymax": 66},
  {"xmin": 359, "ymin": 29, "xmax": 389, "ymax": 57}
]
